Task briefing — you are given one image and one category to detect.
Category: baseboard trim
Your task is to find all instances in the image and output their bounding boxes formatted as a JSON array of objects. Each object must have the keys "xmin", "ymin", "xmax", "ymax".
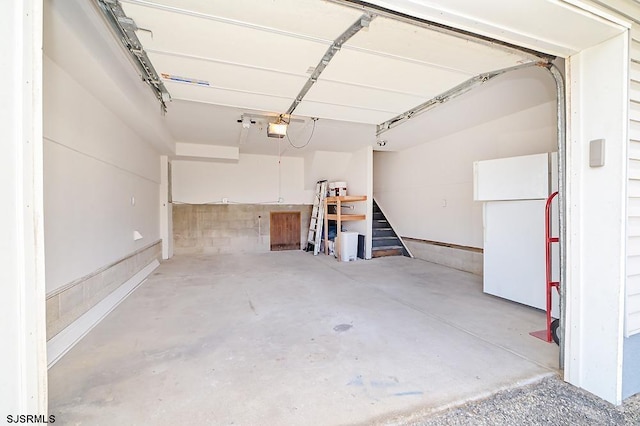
[
  {"xmin": 402, "ymin": 237, "xmax": 483, "ymax": 253},
  {"xmin": 47, "ymin": 259, "xmax": 159, "ymax": 368}
]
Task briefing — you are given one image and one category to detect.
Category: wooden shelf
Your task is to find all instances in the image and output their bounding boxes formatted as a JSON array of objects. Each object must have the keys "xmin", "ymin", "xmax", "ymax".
[
  {"xmin": 326, "ymin": 195, "xmax": 367, "ymax": 203},
  {"xmin": 325, "ymin": 214, "xmax": 366, "ymax": 221},
  {"xmin": 324, "ymin": 195, "xmax": 367, "ymax": 261}
]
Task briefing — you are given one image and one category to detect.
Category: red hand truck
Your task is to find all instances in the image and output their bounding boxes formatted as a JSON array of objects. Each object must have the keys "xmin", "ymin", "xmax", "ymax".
[{"xmin": 530, "ymin": 191, "xmax": 560, "ymax": 344}]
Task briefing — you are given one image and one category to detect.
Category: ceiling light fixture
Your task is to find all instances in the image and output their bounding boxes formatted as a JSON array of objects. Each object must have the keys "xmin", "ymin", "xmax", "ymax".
[{"xmin": 267, "ymin": 116, "xmax": 288, "ymax": 138}]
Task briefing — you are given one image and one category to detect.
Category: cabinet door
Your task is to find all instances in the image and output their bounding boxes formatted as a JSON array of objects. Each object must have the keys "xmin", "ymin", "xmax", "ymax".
[
  {"xmin": 483, "ymin": 200, "xmax": 558, "ymax": 316},
  {"xmin": 270, "ymin": 212, "xmax": 301, "ymax": 251}
]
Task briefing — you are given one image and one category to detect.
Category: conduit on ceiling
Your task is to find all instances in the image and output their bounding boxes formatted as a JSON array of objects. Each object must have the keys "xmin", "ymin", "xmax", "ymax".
[{"xmin": 96, "ymin": 0, "xmax": 171, "ymax": 112}]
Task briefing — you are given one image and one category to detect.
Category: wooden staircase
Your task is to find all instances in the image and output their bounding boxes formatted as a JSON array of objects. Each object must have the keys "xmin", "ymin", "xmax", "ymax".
[{"xmin": 372, "ymin": 199, "xmax": 410, "ymax": 258}]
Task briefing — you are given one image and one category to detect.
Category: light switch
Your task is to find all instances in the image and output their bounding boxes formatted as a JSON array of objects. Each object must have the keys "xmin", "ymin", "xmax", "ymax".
[{"xmin": 589, "ymin": 139, "xmax": 605, "ymax": 167}]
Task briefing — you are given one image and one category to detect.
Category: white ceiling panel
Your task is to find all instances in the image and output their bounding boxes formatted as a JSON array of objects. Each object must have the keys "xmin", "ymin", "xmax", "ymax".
[
  {"xmin": 320, "ymin": 48, "xmax": 472, "ymax": 98},
  {"xmin": 344, "ymin": 16, "xmax": 533, "ymax": 74},
  {"xmin": 165, "ymin": 81, "xmax": 293, "ymax": 113},
  {"xmin": 122, "ymin": 3, "xmax": 329, "ymax": 75},
  {"xmin": 165, "ymin": 101, "xmax": 244, "ymax": 146},
  {"xmin": 121, "ymin": 0, "xmax": 365, "ymax": 41},
  {"xmin": 294, "ymin": 101, "xmax": 396, "ymax": 124},
  {"xmin": 409, "ymin": 0, "xmax": 624, "ymax": 53},
  {"xmin": 360, "ymin": 0, "xmax": 625, "ymax": 57},
  {"xmin": 163, "ymin": 101, "xmax": 376, "ymax": 156},
  {"xmin": 148, "ymin": 52, "xmax": 308, "ymax": 99},
  {"xmin": 304, "ymin": 80, "xmax": 427, "ymax": 114}
]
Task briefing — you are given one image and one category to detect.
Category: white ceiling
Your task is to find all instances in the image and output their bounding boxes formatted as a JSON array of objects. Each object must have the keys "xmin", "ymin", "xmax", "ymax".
[
  {"xmin": 378, "ymin": 65, "xmax": 558, "ymax": 152},
  {"xmin": 361, "ymin": 0, "xmax": 627, "ymax": 57},
  {"xmin": 166, "ymin": 100, "xmax": 377, "ymax": 156},
  {"xmin": 114, "ymin": 0, "xmax": 625, "ymax": 156}
]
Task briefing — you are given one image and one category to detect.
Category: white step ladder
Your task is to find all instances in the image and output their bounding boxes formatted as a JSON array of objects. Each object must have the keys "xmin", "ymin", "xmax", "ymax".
[{"xmin": 306, "ymin": 180, "xmax": 328, "ymax": 255}]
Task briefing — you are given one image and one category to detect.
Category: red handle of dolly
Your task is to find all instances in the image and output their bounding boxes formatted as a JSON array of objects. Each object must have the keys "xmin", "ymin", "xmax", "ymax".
[{"xmin": 544, "ymin": 191, "xmax": 559, "ymax": 343}]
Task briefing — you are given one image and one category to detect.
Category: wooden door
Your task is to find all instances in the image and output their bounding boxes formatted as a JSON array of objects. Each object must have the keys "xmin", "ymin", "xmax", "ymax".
[{"xmin": 270, "ymin": 211, "xmax": 301, "ymax": 251}]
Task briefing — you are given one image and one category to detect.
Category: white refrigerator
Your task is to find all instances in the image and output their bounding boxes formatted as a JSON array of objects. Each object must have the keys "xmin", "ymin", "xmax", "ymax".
[{"xmin": 474, "ymin": 153, "xmax": 559, "ymax": 315}]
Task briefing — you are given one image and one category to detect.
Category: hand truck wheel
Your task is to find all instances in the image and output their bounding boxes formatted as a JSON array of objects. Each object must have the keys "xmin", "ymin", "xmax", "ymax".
[{"xmin": 550, "ymin": 318, "xmax": 560, "ymax": 345}]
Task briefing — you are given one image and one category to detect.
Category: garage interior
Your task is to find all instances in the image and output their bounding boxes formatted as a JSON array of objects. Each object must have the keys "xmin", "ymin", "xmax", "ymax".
[{"xmin": 41, "ymin": 0, "xmax": 634, "ymax": 423}]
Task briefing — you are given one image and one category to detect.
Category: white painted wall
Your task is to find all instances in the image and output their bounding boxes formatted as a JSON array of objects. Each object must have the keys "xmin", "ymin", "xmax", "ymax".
[
  {"xmin": 565, "ymin": 33, "xmax": 628, "ymax": 405},
  {"xmin": 44, "ymin": 56, "xmax": 161, "ymax": 293},
  {"xmin": 374, "ymin": 100, "xmax": 556, "ymax": 248},
  {"xmin": 341, "ymin": 147, "xmax": 373, "ymax": 259},
  {"xmin": 0, "ymin": 0, "xmax": 47, "ymax": 414},
  {"xmin": 160, "ymin": 156, "xmax": 174, "ymax": 260},
  {"xmin": 172, "ymin": 154, "xmax": 312, "ymax": 204},
  {"xmin": 43, "ymin": 0, "xmax": 173, "ymax": 293},
  {"xmin": 304, "ymin": 150, "xmax": 353, "ymax": 190}
]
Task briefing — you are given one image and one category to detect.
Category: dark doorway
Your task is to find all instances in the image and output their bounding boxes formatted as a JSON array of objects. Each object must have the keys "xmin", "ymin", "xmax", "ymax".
[{"xmin": 270, "ymin": 211, "xmax": 301, "ymax": 251}]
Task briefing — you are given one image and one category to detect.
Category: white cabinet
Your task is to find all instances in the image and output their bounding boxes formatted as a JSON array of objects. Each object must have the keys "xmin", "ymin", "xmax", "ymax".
[
  {"xmin": 474, "ymin": 153, "xmax": 559, "ymax": 315},
  {"xmin": 474, "ymin": 153, "xmax": 550, "ymax": 201}
]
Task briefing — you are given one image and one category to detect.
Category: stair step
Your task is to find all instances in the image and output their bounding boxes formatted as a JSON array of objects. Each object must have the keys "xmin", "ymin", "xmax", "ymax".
[
  {"xmin": 371, "ymin": 247, "xmax": 404, "ymax": 258},
  {"xmin": 372, "ymin": 228, "xmax": 395, "ymax": 238},
  {"xmin": 373, "ymin": 238, "xmax": 401, "ymax": 248},
  {"xmin": 372, "ymin": 220, "xmax": 390, "ymax": 228},
  {"xmin": 372, "ymin": 244, "xmax": 404, "ymax": 250},
  {"xmin": 372, "ymin": 236, "xmax": 399, "ymax": 242}
]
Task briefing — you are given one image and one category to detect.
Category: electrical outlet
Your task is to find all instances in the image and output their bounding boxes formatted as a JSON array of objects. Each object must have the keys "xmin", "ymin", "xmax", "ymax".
[{"xmin": 222, "ymin": 197, "xmax": 228, "ymax": 204}]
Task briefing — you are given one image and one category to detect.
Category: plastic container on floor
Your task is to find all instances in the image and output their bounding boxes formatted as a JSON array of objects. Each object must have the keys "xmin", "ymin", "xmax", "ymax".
[{"xmin": 340, "ymin": 231, "xmax": 358, "ymax": 262}]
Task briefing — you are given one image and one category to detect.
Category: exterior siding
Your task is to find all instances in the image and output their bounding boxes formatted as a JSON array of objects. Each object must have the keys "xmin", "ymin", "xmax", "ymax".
[{"xmin": 628, "ymin": 31, "xmax": 640, "ymax": 336}]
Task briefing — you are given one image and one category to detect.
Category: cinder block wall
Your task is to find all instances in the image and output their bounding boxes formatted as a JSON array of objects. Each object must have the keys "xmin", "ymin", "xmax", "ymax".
[
  {"xmin": 404, "ymin": 238, "xmax": 483, "ymax": 276},
  {"xmin": 46, "ymin": 241, "xmax": 162, "ymax": 339},
  {"xmin": 173, "ymin": 204, "xmax": 312, "ymax": 254}
]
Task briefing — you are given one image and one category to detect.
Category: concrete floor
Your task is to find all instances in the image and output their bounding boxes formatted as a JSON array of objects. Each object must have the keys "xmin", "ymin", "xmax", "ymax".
[{"xmin": 49, "ymin": 252, "xmax": 559, "ymax": 425}]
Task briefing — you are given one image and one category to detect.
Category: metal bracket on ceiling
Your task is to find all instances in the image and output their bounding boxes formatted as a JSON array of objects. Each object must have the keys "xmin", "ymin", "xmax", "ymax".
[
  {"xmin": 96, "ymin": 0, "xmax": 171, "ymax": 113},
  {"xmin": 375, "ymin": 61, "xmax": 549, "ymax": 136},
  {"xmin": 284, "ymin": 13, "xmax": 374, "ymax": 116}
]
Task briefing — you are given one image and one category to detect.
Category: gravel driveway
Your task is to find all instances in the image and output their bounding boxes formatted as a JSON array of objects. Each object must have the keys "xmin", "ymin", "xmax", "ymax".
[{"xmin": 406, "ymin": 375, "xmax": 640, "ymax": 426}]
